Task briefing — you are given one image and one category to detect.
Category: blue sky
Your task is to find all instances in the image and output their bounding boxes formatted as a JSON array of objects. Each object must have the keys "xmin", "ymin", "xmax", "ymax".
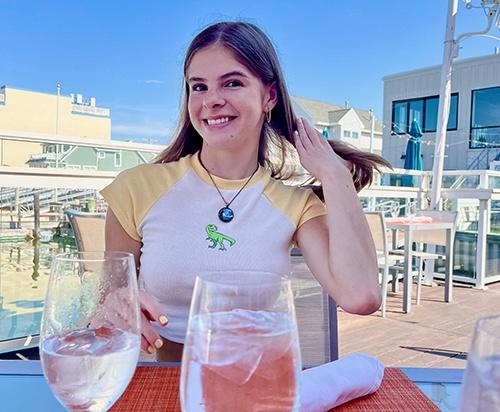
[{"xmin": 2, "ymin": 0, "xmax": 499, "ymax": 144}]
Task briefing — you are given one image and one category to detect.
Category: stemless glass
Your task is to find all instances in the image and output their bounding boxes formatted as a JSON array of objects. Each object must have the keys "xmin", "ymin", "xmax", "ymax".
[
  {"xmin": 459, "ymin": 314, "xmax": 500, "ymax": 412},
  {"xmin": 40, "ymin": 251, "xmax": 141, "ymax": 412},
  {"xmin": 180, "ymin": 271, "xmax": 301, "ymax": 412}
]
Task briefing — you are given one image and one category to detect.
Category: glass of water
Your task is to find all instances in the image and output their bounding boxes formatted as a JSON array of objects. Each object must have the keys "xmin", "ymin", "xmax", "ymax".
[
  {"xmin": 180, "ymin": 271, "xmax": 301, "ymax": 412},
  {"xmin": 459, "ymin": 314, "xmax": 500, "ymax": 412},
  {"xmin": 40, "ymin": 251, "xmax": 141, "ymax": 412}
]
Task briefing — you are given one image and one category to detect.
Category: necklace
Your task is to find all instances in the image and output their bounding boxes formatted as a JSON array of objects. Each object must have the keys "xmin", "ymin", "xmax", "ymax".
[{"xmin": 198, "ymin": 153, "xmax": 259, "ymax": 223}]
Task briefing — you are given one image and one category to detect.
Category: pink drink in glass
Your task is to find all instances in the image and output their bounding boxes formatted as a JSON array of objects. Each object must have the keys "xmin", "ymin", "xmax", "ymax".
[{"xmin": 183, "ymin": 309, "xmax": 300, "ymax": 412}]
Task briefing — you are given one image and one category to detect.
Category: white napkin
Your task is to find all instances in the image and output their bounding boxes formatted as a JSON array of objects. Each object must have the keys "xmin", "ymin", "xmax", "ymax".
[{"xmin": 300, "ymin": 353, "xmax": 384, "ymax": 412}]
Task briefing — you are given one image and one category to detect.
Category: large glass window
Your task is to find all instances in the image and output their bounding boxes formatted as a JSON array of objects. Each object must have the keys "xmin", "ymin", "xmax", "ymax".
[
  {"xmin": 392, "ymin": 93, "xmax": 458, "ymax": 134},
  {"xmin": 393, "ymin": 102, "xmax": 407, "ymax": 134},
  {"xmin": 471, "ymin": 86, "xmax": 500, "ymax": 149},
  {"xmin": 409, "ymin": 100, "xmax": 424, "ymax": 130},
  {"xmin": 423, "ymin": 95, "xmax": 458, "ymax": 132}
]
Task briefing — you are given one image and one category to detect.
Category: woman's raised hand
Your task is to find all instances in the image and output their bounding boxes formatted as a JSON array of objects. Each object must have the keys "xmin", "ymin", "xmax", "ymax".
[
  {"xmin": 293, "ymin": 118, "xmax": 352, "ymax": 181},
  {"xmin": 138, "ymin": 290, "xmax": 168, "ymax": 354}
]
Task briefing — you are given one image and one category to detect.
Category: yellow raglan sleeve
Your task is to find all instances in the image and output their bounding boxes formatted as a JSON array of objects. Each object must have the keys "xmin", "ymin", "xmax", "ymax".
[
  {"xmin": 296, "ymin": 188, "xmax": 327, "ymax": 229},
  {"xmin": 100, "ymin": 158, "xmax": 192, "ymax": 242},
  {"xmin": 100, "ymin": 167, "xmax": 143, "ymax": 241}
]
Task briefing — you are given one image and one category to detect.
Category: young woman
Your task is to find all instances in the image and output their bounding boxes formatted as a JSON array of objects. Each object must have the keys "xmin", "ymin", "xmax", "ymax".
[{"xmin": 101, "ymin": 21, "xmax": 391, "ymax": 361}]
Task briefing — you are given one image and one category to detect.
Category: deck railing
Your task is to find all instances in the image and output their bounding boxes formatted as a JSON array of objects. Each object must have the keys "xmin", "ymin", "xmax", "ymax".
[{"xmin": 1, "ymin": 129, "xmax": 499, "ymax": 289}]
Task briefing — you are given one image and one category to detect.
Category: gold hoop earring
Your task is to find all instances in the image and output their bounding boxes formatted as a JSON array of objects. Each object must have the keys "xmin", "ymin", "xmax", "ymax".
[{"xmin": 266, "ymin": 110, "xmax": 272, "ymax": 124}]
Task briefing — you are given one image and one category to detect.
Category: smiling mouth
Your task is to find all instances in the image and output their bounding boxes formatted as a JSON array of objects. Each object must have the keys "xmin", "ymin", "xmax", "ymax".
[{"xmin": 204, "ymin": 116, "xmax": 237, "ymax": 126}]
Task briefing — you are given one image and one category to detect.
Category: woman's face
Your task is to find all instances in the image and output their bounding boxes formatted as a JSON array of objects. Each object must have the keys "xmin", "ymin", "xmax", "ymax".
[{"xmin": 186, "ymin": 44, "xmax": 276, "ymax": 152}]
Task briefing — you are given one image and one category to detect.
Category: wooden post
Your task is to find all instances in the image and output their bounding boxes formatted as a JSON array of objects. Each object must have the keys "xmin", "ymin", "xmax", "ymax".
[
  {"xmin": 15, "ymin": 188, "xmax": 21, "ymax": 229},
  {"xmin": 33, "ymin": 192, "xmax": 40, "ymax": 239}
]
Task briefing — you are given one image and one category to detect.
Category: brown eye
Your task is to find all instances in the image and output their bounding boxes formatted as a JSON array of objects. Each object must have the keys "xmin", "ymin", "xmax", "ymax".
[
  {"xmin": 226, "ymin": 80, "xmax": 243, "ymax": 88},
  {"xmin": 192, "ymin": 83, "xmax": 207, "ymax": 92}
]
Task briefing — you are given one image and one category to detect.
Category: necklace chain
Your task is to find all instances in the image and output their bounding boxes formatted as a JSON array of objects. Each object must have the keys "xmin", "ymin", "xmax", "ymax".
[{"xmin": 199, "ymin": 154, "xmax": 259, "ymax": 208}]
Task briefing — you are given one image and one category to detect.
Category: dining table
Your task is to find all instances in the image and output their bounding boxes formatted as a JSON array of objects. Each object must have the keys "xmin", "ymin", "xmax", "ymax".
[
  {"xmin": 0, "ymin": 360, "xmax": 463, "ymax": 411},
  {"xmin": 385, "ymin": 218, "xmax": 455, "ymax": 313}
]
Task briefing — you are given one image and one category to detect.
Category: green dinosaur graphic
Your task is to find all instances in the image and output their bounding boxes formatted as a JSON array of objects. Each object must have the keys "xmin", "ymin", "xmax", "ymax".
[{"xmin": 205, "ymin": 224, "xmax": 236, "ymax": 251}]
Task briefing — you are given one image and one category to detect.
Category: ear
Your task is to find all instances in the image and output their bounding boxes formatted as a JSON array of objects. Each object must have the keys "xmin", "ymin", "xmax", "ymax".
[{"xmin": 265, "ymin": 82, "xmax": 278, "ymax": 111}]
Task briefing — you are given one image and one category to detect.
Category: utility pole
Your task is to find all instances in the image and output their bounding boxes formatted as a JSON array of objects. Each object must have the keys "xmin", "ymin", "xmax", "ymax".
[
  {"xmin": 430, "ymin": 0, "xmax": 500, "ymax": 209},
  {"xmin": 426, "ymin": 0, "xmax": 500, "ymax": 284},
  {"xmin": 430, "ymin": 0, "xmax": 458, "ymax": 211},
  {"xmin": 55, "ymin": 83, "xmax": 60, "ymax": 169}
]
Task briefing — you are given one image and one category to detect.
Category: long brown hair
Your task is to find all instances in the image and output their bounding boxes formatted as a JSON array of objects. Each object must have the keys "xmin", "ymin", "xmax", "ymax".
[{"xmin": 155, "ymin": 21, "xmax": 391, "ymax": 193}]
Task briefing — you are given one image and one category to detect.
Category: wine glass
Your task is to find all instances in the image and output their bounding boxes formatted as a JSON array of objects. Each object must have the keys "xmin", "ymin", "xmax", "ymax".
[
  {"xmin": 180, "ymin": 271, "xmax": 301, "ymax": 412},
  {"xmin": 40, "ymin": 251, "xmax": 141, "ymax": 412},
  {"xmin": 459, "ymin": 314, "xmax": 500, "ymax": 412}
]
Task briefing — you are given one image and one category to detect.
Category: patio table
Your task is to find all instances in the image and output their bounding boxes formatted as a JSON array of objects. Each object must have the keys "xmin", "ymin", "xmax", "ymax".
[
  {"xmin": 0, "ymin": 360, "xmax": 462, "ymax": 411},
  {"xmin": 385, "ymin": 219, "xmax": 455, "ymax": 313}
]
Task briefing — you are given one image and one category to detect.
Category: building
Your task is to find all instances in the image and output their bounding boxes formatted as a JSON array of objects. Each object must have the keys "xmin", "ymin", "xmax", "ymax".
[
  {"xmin": 0, "ymin": 86, "xmax": 111, "ymax": 167},
  {"xmin": 26, "ymin": 141, "xmax": 159, "ymax": 172},
  {"xmin": 382, "ymin": 53, "xmax": 500, "ymax": 170},
  {"xmin": 292, "ymin": 96, "xmax": 383, "ymax": 155}
]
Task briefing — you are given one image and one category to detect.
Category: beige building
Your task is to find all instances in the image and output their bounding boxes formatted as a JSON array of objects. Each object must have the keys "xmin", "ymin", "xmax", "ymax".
[
  {"xmin": 292, "ymin": 96, "xmax": 384, "ymax": 155},
  {"xmin": 0, "ymin": 86, "xmax": 111, "ymax": 166}
]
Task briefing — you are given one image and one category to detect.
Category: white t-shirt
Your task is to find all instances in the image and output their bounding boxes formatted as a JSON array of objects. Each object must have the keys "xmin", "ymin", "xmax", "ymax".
[{"xmin": 100, "ymin": 151, "xmax": 326, "ymax": 343}]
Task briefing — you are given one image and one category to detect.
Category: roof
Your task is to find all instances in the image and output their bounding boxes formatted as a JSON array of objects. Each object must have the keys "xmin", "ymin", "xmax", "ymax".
[
  {"xmin": 383, "ymin": 53, "xmax": 500, "ymax": 81},
  {"xmin": 292, "ymin": 96, "xmax": 383, "ymax": 133}
]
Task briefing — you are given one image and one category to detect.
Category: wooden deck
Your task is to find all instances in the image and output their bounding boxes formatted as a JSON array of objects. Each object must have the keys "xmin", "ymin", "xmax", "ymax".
[{"xmin": 291, "ymin": 256, "xmax": 500, "ymax": 368}]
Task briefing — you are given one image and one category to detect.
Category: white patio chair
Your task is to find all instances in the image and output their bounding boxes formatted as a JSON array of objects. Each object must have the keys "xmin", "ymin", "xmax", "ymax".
[{"xmin": 364, "ymin": 212, "xmax": 403, "ymax": 317}]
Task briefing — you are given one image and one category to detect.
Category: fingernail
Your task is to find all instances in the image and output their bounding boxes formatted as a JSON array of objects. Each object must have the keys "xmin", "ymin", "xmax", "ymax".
[
  {"xmin": 154, "ymin": 338, "xmax": 164, "ymax": 349},
  {"xmin": 147, "ymin": 345, "xmax": 156, "ymax": 354},
  {"xmin": 159, "ymin": 315, "xmax": 169, "ymax": 326}
]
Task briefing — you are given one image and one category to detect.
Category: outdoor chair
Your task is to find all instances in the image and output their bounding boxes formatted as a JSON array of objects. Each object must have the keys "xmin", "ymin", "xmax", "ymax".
[
  {"xmin": 291, "ymin": 251, "xmax": 338, "ymax": 365},
  {"xmin": 364, "ymin": 212, "xmax": 404, "ymax": 317},
  {"xmin": 65, "ymin": 208, "xmax": 106, "ymax": 252}
]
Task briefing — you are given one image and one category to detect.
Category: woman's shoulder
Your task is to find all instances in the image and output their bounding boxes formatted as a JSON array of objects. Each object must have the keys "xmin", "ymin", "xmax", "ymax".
[
  {"xmin": 115, "ymin": 154, "xmax": 193, "ymax": 184},
  {"xmin": 264, "ymin": 175, "xmax": 311, "ymax": 197}
]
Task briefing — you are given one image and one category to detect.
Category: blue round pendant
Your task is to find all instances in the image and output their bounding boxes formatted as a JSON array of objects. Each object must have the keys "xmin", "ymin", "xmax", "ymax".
[{"xmin": 218, "ymin": 207, "xmax": 234, "ymax": 223}]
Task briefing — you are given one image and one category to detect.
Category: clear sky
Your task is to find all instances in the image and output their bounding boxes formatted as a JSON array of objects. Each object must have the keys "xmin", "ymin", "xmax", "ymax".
[{"xmin": 2, "ymin": 0, "xmax": 499, "ymax": 144}]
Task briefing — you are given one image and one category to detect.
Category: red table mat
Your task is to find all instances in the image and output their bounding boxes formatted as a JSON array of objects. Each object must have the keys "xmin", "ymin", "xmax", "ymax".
[{"xmin": 111, "ymin": 366, "xmax": 439, "ymax": 411}]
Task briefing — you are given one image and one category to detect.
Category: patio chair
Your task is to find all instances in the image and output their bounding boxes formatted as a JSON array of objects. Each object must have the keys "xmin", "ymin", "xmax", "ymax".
[
  {"xmin": 65, "ymin": 208, "xmax": 106, "ymax": 252},
  {"xmin": 364, "ymin": 212, "xmax": 404, "ymax": 317},
  {"xmin": 291, "ymin": 252, "xmax": 338, "ymax": 365}
]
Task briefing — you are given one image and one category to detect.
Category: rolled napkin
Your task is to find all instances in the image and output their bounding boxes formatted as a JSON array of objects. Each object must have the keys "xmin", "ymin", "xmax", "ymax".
[
  {"xmin": 386, "ymin": 216, "xmax": 433, "ymax": 224},
  {"xmin": 300, "ymin": 353, "xmax": 384, "ymax": 412}
]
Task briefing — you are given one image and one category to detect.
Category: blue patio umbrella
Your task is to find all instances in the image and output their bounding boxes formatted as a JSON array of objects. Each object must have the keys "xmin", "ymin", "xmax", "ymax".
[
  {"xmin": 322, "ymin": 127, "xmax": 330, "ymax": 139},
  {"xmin": 402, "ymin": 119, "xmax": 423, "ymax": 186}
]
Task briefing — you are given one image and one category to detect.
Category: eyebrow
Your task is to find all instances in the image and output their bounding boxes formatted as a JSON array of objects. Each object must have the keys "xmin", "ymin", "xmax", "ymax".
[{"xmin": 187, "ymin": 70, "xmax": 249, "ymax": 83}]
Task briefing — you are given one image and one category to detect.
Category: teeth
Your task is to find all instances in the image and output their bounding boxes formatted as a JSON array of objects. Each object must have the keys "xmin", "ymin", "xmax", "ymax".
[{"xmin": 207, "ymin": 117, "xmax": 230, "ymax": 126}]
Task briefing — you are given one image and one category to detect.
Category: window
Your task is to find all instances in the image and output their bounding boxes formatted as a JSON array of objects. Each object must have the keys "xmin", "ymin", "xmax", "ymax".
[
  {"xmin": 343, "ymin": 130, "xmax": 351, "ymax": 138},
  {"xmin": 114, "ymin": 151, "xmax": 122, "ymax": 167},
  {"xmin": 98, "ymin": 151, "xmax": 106, "ymax": 159},
  {"xmin": 83, "ymin": 165, "xmax": 97, "ymax": 171},
  {"xmin": 470, "ymin": 86, "xmax": 500, "ymax": 148},
  {"xmin": 392, "ymin": 93, "xmax": 458, "ymax": 134},
  {"xmin": 409, "ymin": 100, "xmax": 424, "ymax": 130},
  {"xmin": 351, "ymin": 131, "xmax": 359, "ymax": 139},
  {"xmin": 393, "ymin": 102, "xmax": 408, "ymax": 134}
]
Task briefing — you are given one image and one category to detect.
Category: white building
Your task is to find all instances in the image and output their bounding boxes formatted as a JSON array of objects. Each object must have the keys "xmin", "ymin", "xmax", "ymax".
[
  {"xmin": 382, "ymin": 53, "xmax": 500, "ymax": 170},
  {"xmin": 292, "ymin": 96, "xmax": 383, "ymax": 155}
]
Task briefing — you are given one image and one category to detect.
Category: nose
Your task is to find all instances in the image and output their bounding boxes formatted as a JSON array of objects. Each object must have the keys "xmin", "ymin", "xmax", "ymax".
[{"xmin": 203, "ymin": 89, "xmax": 225, "ymax": 109}]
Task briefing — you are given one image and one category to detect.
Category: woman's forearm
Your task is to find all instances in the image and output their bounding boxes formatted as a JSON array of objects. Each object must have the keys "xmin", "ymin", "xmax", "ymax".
[{"xmin": 321, "ymin": 168, "xmax": 381, "ymax": 314}]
